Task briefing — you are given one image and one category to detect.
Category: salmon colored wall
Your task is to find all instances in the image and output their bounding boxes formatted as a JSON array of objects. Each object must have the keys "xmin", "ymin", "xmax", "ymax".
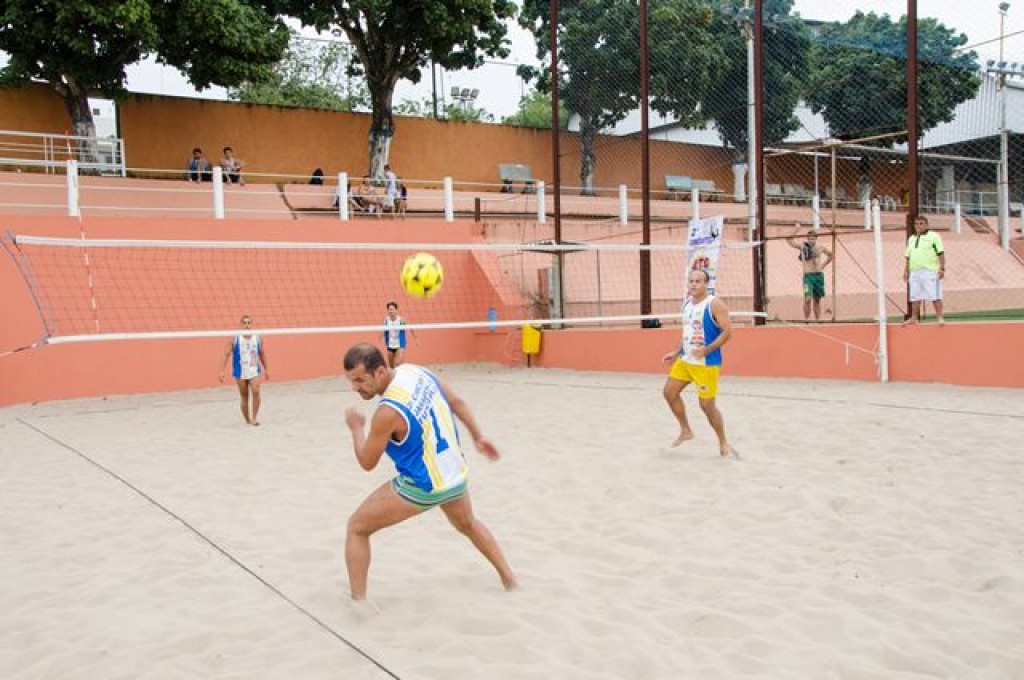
[
  {"xmin": 0, "ymin": 86, "xmax": 737, "ymax": 191},
  {"xmin": 0, "ymin": 83, "xmax": 69, "ymax": 135}
]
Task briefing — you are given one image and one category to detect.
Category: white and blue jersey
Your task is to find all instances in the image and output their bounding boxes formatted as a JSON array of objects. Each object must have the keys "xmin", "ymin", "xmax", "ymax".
[
  {"xmin": 384, "ymin": 315, "xmax": 407, "ymax": 350},
  {"xmin": 680, "ymin": 296, "xmax": 723, "ymax": 367},
  {"xmin": 380, "ymin": 364, "xmax": 467, "ymax": 493},
  {"xmin": 232, "ymin": 334, "xmax": 262, "ymax": 380}
]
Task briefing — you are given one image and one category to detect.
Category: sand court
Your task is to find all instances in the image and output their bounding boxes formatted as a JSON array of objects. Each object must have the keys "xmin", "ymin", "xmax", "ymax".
[{"xmin": 2, "ymin": 366, "xmax": 1023, "ymax": 679}]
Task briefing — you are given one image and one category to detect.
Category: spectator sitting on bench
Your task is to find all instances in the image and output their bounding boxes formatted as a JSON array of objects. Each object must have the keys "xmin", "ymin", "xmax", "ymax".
[
  {"xmin": 186, "ymin": 147, "xmax": 211, "ymax": 182},
  {"xmin": 353, "ymin": 175, "xmax": 381, "ymax": 214},
  {"xmin": 220, "ymin": 146, "xmax": 245, "ymax": 186}
]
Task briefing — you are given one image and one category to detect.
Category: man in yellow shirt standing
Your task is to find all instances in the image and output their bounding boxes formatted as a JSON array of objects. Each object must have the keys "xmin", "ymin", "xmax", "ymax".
[{"xmin": 903, "ymin": 215, "xmax": 946, "ymax": 325}]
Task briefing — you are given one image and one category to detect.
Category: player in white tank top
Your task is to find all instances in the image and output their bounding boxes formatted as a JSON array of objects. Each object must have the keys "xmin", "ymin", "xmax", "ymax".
[{"xmin": 218, "ymin": 314, "xmax": 270, "ymax": 426}]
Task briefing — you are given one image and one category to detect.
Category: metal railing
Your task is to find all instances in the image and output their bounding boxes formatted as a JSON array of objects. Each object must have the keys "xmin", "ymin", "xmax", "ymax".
[{"xmin": 0, "ymin": 129, "xmax": 126, "ymax": 177}]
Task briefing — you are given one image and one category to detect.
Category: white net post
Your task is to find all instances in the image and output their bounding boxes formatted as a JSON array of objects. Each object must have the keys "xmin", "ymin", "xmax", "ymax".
[
  {"xmin": 871, "ymin": 198, "xmax": 889, "ymax": 384},
  {"xmin": 811, "ymin": 194, "xmax": 820, "ymax": 231},
  {"xmin": 444, "ymin": 177, "xmax": 454, "ymax": 222},
  {"xmin": 536, "ymin": 180, "xmax": 546, "ymax": 224},
  {"xmin": 338, "ymin": 172, "xmax": 349, "ymax": 221},
  {"xmin": 691, "ymin": 187, "xmax": 700, "ymax": 221},
  {"xmin": 862, "ymin": 199, "xmax": 870, "ymax": 230},
  {"xmin": 954, "ymin": 202, "xmax": 962, "ymax": 233},
  {"xmin": 66, "ymin": 160, "xmax": 80, "ymax": 217},
  {"xmin": 619, "ymin": 184, "xmax": 628, "ymax": 226},
  {"xmin": 212, "ymin": 167, "xmax": 225, "ymax": 219}
]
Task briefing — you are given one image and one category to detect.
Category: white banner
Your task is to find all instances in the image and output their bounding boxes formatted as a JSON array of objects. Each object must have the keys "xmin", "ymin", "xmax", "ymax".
[{"xmin": 686, "ymin": 215, "xmax": 724, "ymax": 295}]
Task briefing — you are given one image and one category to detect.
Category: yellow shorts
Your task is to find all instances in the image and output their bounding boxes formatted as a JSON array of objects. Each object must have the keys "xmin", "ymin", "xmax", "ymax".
[{"xmin": 668, "ymin": 359, "xmax": 721, "ymax": 399}]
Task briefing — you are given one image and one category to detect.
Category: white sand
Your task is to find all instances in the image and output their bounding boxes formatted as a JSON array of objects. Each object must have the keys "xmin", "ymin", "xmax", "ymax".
[{"xmin": 2, "ymin": 366, "xmax": 1022, "ymax": 680}]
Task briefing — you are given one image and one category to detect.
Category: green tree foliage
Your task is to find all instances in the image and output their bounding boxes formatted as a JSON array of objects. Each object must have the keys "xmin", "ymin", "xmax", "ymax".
[
  {"xmin": 0, "ymin": 0, "xmax": 288, "ymax": 157},
  {"xmin": 272, "ymin": 0, "xmax": 515, "ymax": 177},
  {"xmin": 503, "ymin": 90, "xmax": 569, "ymax": 129},
  {"xmin": 705, "ymin": 0, "xmax": 812, "ymax": 163},
  {"xmin": 229, "ymin": 34, "xmax": 369, "ymax": 112},
  {"xmin": 394, "ymin": 97, "xmax": 494, "ymax": 123},
  {"xmin": 806, "ymin": 11, "xmax": 980, "ymax": 145},
  {"xmin": 519, "ymin": 0, "xmax": 726, "ymax": 195}
]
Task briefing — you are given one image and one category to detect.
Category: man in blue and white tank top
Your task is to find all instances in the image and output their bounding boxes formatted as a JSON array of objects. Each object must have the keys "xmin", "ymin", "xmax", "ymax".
[
  {"xmin": 661, "ymin": 269, "xmax": 735, "ymax": 457},
  {"xmin": 342, "ymin": 342, "xmax": 518, "ymax": 602},
  {"xmin": 218, "ymin": 314, "xmax": 269, "ymax": 425},
  {"xmin": 383, "ymin": 301, "xmax": 415, "ymax": 368}
]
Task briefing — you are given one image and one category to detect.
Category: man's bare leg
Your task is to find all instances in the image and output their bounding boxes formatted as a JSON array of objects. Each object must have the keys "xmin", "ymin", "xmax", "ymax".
[
  {"xmin": 812, "ymin": 298, "xmax": 822, "ymax": 322},
  {"xmin": 663, "ymin": 377, "xmax": 694, "ymax": 446},
  {"xmin": 803, "ymin": 297, "xmax": 811, "ymax": 321},
  {"xmin": 250, "ymin": 382, "xmax": 262, "ymax": 426},
  {"xmin": 933, "ymin": 300, "xmax": 944, "ymax": 325},
  {"xmin": 699, "ymin": 397, "xmax": 732, "ymax": 457},
  {"xmin": 903, "ymin": 301, "xmax": 920, "ymax": 325},
  {"xmin": 235, "ymin": 381, "xmax": 251, "ymax": 424},
  {"xmin": 346, "ymin": 482, "xmax": 425, "ymax": 600},
  {"xmin": 441, "ymin": 493, "xmax": 518, "ymax": 591}
]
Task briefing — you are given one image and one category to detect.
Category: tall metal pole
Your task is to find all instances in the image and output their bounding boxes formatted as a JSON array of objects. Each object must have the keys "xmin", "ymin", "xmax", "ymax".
[
  {"xmin": 752, "ymin": 0, "xmax": 766, "ymax": 324},
  {"xmin": 639, "ymin": 0, "xmax": 652, "ymax": 317},
  {"xmin": 745, "ymin": 0, "xmax": 756, "ymax": 243},
  {"xmin": 549, "ymin": 0, "xmax": 565, "ymax": 320},
  {"xmin": 906, "ymin": 0, "xmax": 919, "ymax": 321},
  {"xmin": 998, "ymin": 2, "xmax": 1011, "ymax": 250}
]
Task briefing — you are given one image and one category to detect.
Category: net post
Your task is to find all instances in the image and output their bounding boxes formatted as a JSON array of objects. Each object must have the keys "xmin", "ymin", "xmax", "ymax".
[
  {"xmin": 691, "ymin": 187, "xmax": 700, "ymax": 220},
  {"xmin": 954, "ymin": 202, "xmax": 961, "ymax": 233},
  {"xmin": 338, "ymin": 172, "xmax": 349, "ymax": 221},
  {"xmin": 812, "ymin": 194, "xmax": 820, "ymax": 231},
  {"xmin": 66, "ymin": 160, "xmax": 80, "ymax": 217},
  {"xmin": 536, "ymin": 180, "xmax": 546, "ymax": 224},
  {"xmin": 871, "ymin": 198, "xmax": 889, "ymax": 383},
  {"xmin": 862, "ymin": 199, "xmax": 870, "ymax": 230},
  {"xmin": 212, "ymin": 166, "xmax": 225, "ymax": 219},
  {"xmin": 444, "ymin": 177, "xmax": 454, "ymax": 222},
  {"xmin": 618, "ymin": 184, "xmax": 628, "ymax": 226}
]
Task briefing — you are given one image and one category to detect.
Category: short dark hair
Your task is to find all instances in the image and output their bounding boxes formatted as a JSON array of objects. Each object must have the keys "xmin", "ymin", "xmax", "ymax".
[
  {"xmin": 915, "ymin": 215, "xmax": 929, "ymax": 225},
  {"xmin": 223, "ymin": 146, "xmax": 233, "ymax": 153},
  {"xmin": 343, "ymin": 342, "xmax": 387, "ymax": 372},
  {"xmin": 386, "ymin": 301, "xmax": 398, "ymax": 310},
  {"xmin": 192, "ymin": 147, "xmax": 202, "ymax": 154}
]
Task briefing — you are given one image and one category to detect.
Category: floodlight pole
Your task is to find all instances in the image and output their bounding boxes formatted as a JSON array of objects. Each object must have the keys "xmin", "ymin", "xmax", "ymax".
[{"xmin": 998, "ymin": 2, "xmax": 1011, "ymax": 250}]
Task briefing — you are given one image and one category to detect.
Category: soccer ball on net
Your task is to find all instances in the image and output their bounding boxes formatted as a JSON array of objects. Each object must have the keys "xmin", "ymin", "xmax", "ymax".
[{"xmin": 400, "ymin": 252, "xmax": 444, "ymax": 298}]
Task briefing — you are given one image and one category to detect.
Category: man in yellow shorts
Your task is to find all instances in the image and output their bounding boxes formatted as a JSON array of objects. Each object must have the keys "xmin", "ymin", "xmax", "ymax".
[{"xmin": 661, "ymin": 269, "xmax": 735, "ymax": 457}]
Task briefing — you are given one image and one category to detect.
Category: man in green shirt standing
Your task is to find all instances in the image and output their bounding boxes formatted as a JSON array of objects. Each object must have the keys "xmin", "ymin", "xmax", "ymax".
[{"xmin": 903, "ymin": 215, "xmax": 946, "ymax": 325}]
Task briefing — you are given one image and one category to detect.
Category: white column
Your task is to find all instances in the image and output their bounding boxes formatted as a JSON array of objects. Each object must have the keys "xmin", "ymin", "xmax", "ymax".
[
  {"xmin": 954, "ymin": 202, "xmax": 962, "ymax": 233},
  {"xmin": 871, "ymin": 199, "xmax": 888, "ymax": 383},
  {"xmin": 618, "ymin": 184, "xmax": 628, "ymax": 226},
  {"xmin": 691, "ymin": 187, "xmax": 700, "ymax": 221},
  {"xmin": 212, "ymin": 166, "xmax": 225, "ymax": 220},
  {"xmin": 536, "ymin": 180, "xmax": 546, "ymax": 224},
  {"xmin": 863, "ymin": 199, "xmax": 870, "ymax": 230},
  {"xmin": 66, "ymin": 160, "xmax": 80, "ymax": 217},
  {"xmin": 444, "ymin": 176, "xmax": 454, "ymax": 222},
  {"xmin": 337, "ymin": 172, "xmax": 349, "ymax": 221},
  {"xmin": 812, "ymin": 194, "xmax": 820, "ymax": 231},
  {"xmin": 732, "ymin": 163, "xmax": 746, "ymax": 202}
]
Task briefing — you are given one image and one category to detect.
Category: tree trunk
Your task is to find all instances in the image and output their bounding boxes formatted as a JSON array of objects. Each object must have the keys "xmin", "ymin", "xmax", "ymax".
[
  {"xmin": 53, "ymin": 77, "xmax": 101, "ymax": 173},
  {"xmin": 579, "ymin": 122, "xmax": 597, "ymax": 197},
  {"xmin": 367, "ymin": 78, "xmax": 396, "ymax": 179}
]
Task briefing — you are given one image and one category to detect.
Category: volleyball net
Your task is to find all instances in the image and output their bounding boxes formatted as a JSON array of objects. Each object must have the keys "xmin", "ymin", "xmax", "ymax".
[{"xmin": 2, "ymin": 231, "xmax": 764, "ymax": 347}]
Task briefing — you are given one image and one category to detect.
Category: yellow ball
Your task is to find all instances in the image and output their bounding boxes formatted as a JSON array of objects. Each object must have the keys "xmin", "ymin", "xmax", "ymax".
[{"xmin": 400, "ymin": 252, "xmax": 444, "ymax": 298}]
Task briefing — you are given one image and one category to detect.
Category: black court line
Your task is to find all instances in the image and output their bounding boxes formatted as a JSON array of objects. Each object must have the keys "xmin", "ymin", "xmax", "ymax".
[
  {"xmin": 17, "ymin": 418, "xmax": 400, "ymax": 680},
  {"xmin": 459, "ymin": 376, "xmax": 1024, "ymax": 421}
]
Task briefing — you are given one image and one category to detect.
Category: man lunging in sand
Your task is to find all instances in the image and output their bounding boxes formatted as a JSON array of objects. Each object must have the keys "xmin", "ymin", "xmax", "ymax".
[
  {"xmin": 662, "ymin": 269, "xmax": 734, "ymax": 456},
  {"xmin": 342, "ymin": 342, "xmax": 517, "ymax": 601}
]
